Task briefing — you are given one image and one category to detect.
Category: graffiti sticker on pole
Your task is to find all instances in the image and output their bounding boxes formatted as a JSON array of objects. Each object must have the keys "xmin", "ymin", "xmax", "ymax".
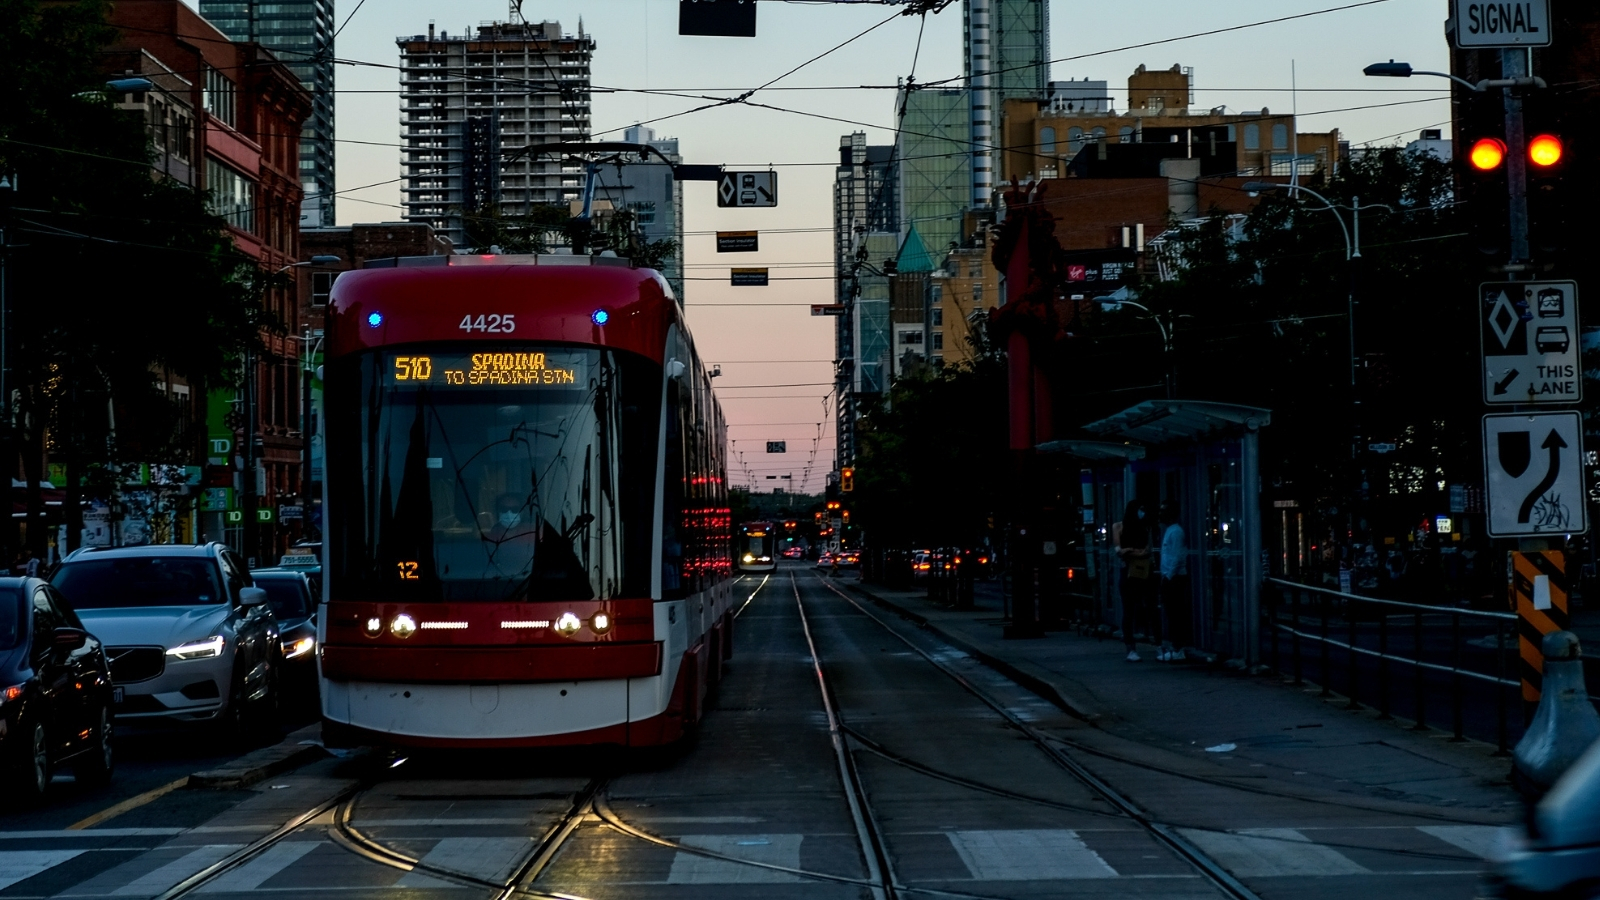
[{"xmin": 1482, "ymin": 411, "xmax": 1588, "ymax": 537}]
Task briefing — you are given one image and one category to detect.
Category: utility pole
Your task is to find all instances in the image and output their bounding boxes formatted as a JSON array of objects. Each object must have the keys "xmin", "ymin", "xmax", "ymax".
[
  {"xmin": 240, "ymin": 349, "xmax": 258, "ymax": 565},
  {"xmin": 1501, "ymin": 47, "xmax": 1532, "ymax": 268}
]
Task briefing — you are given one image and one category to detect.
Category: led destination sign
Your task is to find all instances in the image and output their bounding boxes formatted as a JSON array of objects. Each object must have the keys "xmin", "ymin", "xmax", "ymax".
[{"xmin": 386, "ymin": 352, "xmax": 585, "ymax": 388}]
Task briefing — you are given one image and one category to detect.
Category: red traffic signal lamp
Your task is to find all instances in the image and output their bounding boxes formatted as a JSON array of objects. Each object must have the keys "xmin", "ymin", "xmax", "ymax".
[
  {"xmin": 840, "ymin": 466, "xmax": 854, "ymax": 492},
  {"xmin": 1469, "ymin": 137, "xmax": 1507, "ymax": 171},
  {"xmin": 826, "ymin": 500, "xmax": 841, "ymax": 512},
  {"xmin": 1528, "ymin": 134, "xmax": 1563, "ymax": 167}
]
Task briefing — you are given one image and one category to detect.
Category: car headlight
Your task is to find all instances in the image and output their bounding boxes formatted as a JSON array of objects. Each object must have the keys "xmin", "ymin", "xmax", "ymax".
[
  {"xmin": 282, "ymin": 637, "xmax": 316, "ymax": 659},
  {"xmin": 742, "ymin": 553, "xmax": 754, "ymax": 563},
  {"xmin": 166, "ymin": 635, "xmax": 225, "ymax": 660}
]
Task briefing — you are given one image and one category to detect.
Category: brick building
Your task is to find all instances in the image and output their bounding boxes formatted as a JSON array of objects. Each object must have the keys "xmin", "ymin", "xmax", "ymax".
[{"xmin": 106, "ymin": 1, "xmax": 310, "ymax": 560}]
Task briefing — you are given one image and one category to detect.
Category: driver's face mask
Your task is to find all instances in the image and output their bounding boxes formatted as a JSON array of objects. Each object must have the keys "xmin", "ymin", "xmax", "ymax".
[{"xmin": 499, "ymin": 511, "xmax": 522, "ymax": 528}]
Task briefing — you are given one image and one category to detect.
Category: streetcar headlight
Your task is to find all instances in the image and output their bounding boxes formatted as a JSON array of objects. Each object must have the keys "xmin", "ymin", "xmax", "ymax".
[
  {"xmin": 554, "ymin": 611, "xmax": 582, "ymax": 637},
  {"xmin": 590, "ymin": 612, "xmax": 611, "ymax": 634},
  {"xmin": 166, "ymin": 635, "xmax": 224, "ymax": 660},
  {"xmin": 390, "ymin": 614, "xmax": 417, "ymax": 639},
  {"xmin": 742, "ymin": 553, "xmax": 754, "ymax": 563},
  {"xmin": 364, "ymin": 617, "xmax": 383, "ymax": 637}
]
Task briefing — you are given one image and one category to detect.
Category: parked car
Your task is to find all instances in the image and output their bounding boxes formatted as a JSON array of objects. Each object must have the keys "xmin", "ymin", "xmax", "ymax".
[
  {"xmin": 50, "ymin": 544, "xmax": 281, "ymax": 739},
  {"xmin": 248, "ymin": 569, "xmax": 317, "ymax": 688},
  {"xmin": 0, "ymin": 577, "xmax": 115, "ymax": 802},
  {"xmin": 781, "ymin": 546, "xmax": 805, "ymax": 560}
]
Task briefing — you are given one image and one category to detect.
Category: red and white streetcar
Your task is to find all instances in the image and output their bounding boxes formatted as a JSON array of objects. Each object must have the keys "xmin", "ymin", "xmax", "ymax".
[{"xmin": 317, "ymin": 255, "xmax": 733, "ymax": 748}]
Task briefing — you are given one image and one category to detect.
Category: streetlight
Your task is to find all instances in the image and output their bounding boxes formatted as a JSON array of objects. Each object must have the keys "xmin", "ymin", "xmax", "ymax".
[
  {"xmin": 1094, "ymin": 294, "xmax": 1187, "ymax": 399},
  {"xmin": 237, "ymin": 256, "xmax": 341, "ymax": 558},
  {"xmin": 1364, "ymin": 58, "xmax": 1545, "ymax": 265}
]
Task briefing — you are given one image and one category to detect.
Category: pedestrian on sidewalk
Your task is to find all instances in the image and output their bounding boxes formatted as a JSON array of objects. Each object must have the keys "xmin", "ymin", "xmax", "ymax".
[
  {"xmin": 1113, "ymin": 500, "xmax": 1155, "ymax": 661},
  {"xmin": 1157, "ymin": 503, "xmax": 1189, "ymax": 661}
]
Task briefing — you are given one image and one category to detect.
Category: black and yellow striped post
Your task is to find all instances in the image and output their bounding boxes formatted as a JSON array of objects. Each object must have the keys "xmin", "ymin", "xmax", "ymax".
[{"xmin": 1515, "ymin": 551, "xmax": 1570, "ymax": 702}]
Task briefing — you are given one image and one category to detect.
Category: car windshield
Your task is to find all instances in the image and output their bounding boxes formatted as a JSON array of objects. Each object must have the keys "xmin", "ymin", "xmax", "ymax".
[
  {"xmin": 52, "ymin": 558, "xmax": 224, "ymax": 609},
  {"xmin": 0, "ymin": 588, "xmax": 20, "ymax": 650},
  {"xmin": 254, "ymin": 576, "xmax": 309, "ymax": 620}
]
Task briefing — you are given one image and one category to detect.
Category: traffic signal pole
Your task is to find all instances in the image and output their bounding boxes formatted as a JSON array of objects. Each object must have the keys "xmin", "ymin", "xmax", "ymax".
[{"xmin": 1502, "ymin": 48, "xmax": 1532, "ymax": 267}]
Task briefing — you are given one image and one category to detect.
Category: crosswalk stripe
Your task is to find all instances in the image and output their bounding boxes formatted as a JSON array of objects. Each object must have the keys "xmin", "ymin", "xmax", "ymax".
[
  {"xmin": 102, "ymin": 845, "xmax": 244, "ymax": 897},
  {"xmin": 1417, "ymin": 825, "xmax": 1502, "ymax": 860},
  {"xmin": 0, "ymin": 851, "xmax": 86, "ymax": 891},
  {"xmin": 395, "ymin": 838, "xmax": 532, "ymax": 887},
  {"xmin": 1178, "ymin": 828, "xmax": 1369, "ymax": 877},
  {"xmin": 666, "ymin": 835, "xmax": 804, "ymax": 884},
  {"xmin": 195, "ymin": 842, "xmax": 324, "ymax": 893},
  {"xmin": 946, "ymin": 830, "xmax": 1117, "ymax": 880}
]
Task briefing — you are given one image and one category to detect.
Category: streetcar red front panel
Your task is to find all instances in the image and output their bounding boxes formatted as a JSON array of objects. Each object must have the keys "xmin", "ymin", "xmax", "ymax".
[{"xmin": 318, "ymin": 257, "xmax": 733, "ymax": 748}]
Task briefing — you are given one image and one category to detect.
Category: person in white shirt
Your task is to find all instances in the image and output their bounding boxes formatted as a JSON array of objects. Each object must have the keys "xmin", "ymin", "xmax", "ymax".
[{"xmin": 1157, "ymin": 503, "xmax": 1189, "ymax": 662}]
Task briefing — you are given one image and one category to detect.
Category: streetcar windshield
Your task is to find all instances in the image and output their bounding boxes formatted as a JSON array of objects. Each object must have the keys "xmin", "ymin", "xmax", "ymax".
[{"xmin": 326, "ymin": 346, "xmax": 659, "ymax": 602}]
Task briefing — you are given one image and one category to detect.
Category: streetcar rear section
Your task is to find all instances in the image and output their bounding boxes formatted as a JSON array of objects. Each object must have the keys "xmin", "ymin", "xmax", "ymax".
[{"xmin": 318, "ymin": 255, "xmax": 733, "ymax": 748}]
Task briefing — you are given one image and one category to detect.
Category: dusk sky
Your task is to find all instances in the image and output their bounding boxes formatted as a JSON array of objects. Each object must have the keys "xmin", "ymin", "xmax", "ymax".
[{"xmin": 197, "ymin": 0, "xmax": 1456, "ymax": 493}]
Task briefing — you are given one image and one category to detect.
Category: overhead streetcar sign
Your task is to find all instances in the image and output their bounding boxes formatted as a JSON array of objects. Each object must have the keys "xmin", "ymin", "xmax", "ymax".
[{"xmin": 1453, "ymin": 0, "xmax": 1551, "ymax": 47}]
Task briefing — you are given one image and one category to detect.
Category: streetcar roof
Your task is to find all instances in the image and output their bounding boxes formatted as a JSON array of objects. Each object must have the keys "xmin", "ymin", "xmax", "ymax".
[{"xmin": 326, "ymin": 256, "xmax": 682, "ymax": 365}]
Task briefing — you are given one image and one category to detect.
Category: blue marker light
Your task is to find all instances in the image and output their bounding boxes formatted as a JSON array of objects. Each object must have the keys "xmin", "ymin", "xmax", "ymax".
[
  {"xmin": 591, "ymin": 309, "xmax": 610, "ymax": 326},
  {"xmin": 366, "ymin": 311, "xmax": 383, "ymax": 328}
]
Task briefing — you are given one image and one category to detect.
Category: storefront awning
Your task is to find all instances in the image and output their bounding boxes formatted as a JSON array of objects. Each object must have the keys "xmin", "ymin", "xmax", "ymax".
[
  {"xmin": 1035, "ymin": 440, "xmax": 1146, "ymax": 462},
  {"xmin": 1084, "ymin": 400, "xmax": 1271, "ymax": 445}
]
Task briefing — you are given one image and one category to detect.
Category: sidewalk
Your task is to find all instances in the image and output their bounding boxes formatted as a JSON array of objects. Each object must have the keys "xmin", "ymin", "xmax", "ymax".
[{"xmin": 838, "ymin": 574, "xmax": 1521, "ymax": 821}]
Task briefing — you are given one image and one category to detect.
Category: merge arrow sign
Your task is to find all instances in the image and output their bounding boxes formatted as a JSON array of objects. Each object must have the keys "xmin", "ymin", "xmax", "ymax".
[{"xmin": 1519, "ymin": 429, "xmax": 1568, "ymax": 524}]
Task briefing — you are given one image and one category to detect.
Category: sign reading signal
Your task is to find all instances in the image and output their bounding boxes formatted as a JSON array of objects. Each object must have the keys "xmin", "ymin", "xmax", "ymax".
[
  {"xmin": 1480, "ymin": 280, "xmax": 1580, "ymax": 405},
  {"xmin": 717, "ymin": 171, "xmax": 777, "ymax": 207},
  {"xmin": 1483, "ymin": 411, "xmax": 1588, "ymax": 538},
  {"xmin": 1453, "ymin": 0, "xmax": 1550, "ymax": 47}
]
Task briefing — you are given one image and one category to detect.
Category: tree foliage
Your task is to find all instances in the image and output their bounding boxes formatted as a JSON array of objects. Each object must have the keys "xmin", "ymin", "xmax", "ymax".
[{"xmin": 851, "ymin": 356, "xmax": 1008, "ymax": 548}]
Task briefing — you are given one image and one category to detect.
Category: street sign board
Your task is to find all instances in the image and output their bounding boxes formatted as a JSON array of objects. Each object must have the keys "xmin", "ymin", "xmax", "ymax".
[
  {"xmin": 1483, "ymin": 411, "xmax": 1588, "ymax": 537},
  {"xmin": 811, "ymin": 305, "xmax": 846, "ymax": 316},
  {"xmin": 766, "ymin": 441, "xmax": 786, "ymax": 453},
  {"xmin": 716, "ymin": 231, "xmax": 758, "ymax": 253},
  {"xmin": 717, "ymin": 171, "xmax": 777, "ymax": 208},
  {"xmin": 1453, "ymin": 0, "xmax": 1551, "ymax": 47},
  {"xmin": 1479, "ymin": 280, "xmax": 1580, "ymax": 405},
  {"xmin": 731, "ymin": 268, "xmax": 769, "ymax": 286}
]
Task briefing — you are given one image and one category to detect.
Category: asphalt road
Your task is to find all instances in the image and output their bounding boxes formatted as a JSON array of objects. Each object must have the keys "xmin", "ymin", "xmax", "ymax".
[{"xmin": 0, "ymin": 565, "xmax": 1508, "ymax": 899}]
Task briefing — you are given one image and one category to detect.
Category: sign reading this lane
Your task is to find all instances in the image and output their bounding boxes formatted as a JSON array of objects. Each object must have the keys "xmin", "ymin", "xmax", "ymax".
[
  {"xmin": 1479, "ymin": 280, "xmax": 1580, "ymax": 405},
  {"xmin": 1453, "ymin": 0, "xmax": 1551, "ymax": 48},
  {"xmin": 1483, "ymin": 411, "xmax": 1588, "ymax": 537}
]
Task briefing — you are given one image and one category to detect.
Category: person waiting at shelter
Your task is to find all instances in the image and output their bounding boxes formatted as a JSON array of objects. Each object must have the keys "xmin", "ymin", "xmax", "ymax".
[
  {"xmin": 1113, "ymin": 500, "xmax": 1156, "ymax": 661},
  {"xmin": 1157, "ymin": 503, "xmax": 1189, "ymax": 662}
]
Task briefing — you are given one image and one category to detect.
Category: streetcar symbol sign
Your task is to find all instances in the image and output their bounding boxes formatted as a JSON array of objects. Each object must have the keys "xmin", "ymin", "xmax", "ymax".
[
  {"xmin": 1483, "ymin": 412, "xmax": 1588, "ymax": 537},
  {"xmin": 1479, "ymin": 280, "xmax": 1580, "ymax": 405},
  {"xmin": 717, "ymin": 171, "xmax": 777, "ymax": 208}
]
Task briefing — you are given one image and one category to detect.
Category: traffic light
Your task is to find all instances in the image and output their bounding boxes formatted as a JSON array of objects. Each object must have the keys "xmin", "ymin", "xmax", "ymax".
[
  {"xmin": 1460, "ymin": 91, "xmax": 1509, "ymax": 258},
  {"xmin": 1523, "ymin": 90, "xmax": 1568, "ymax": 258},
  {"xmin": 840, "ymin": 466, "xmax": 854, "ymax": 492}
]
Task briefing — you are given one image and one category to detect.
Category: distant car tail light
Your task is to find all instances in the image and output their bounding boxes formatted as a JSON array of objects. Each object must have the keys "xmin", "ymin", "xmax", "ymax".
[{"xmin": 166, "ymin": 636, "xmax": 225, "ymax": 660}]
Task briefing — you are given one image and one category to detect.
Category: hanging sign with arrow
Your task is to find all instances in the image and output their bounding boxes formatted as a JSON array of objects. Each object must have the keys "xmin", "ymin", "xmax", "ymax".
[
  {"xmin": 1483, "ymin": 411, "xmax": 1588, "ymax": 537},
  {"xmin": 1479, "ymin": 280, "xmax": 1580, "ymax": 405},
  {"xmin": 717, "ymin": 171, "xmax": 777, "ymax": 208}
]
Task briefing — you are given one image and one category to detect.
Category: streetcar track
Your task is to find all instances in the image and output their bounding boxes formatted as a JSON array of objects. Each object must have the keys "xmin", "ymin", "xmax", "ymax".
[
  {"xmin": 330, "ymin": 777, "xmax": 605, "ymax": 899},
  {"xmin": 804, "ymin": 572, "xmax": 1266, "ymax": 900},
  {"xmin": 834, "ymin": 577, "xmax": 1510, "ymax": 827}
]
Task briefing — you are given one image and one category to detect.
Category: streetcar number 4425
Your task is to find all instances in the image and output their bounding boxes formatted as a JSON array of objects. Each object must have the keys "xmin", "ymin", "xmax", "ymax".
[{"xmin": 460, "ymin": 314, "xmax": 516, "ymax": 333}]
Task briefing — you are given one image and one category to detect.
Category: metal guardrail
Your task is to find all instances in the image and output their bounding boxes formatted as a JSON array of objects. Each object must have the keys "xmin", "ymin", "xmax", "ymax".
[{"xmin": 1264, "ymin": 578, "xmax": 1518, "ymax": 754}]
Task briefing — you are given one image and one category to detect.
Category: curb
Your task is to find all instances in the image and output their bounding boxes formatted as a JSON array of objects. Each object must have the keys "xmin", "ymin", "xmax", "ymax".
[
  {"xmin": 844, "ymin": 581, "xmax": 1099, "ymax": 723},
  {"xmin": 189, "ymin": 724, "xmax": 329, "ymax": 790}
]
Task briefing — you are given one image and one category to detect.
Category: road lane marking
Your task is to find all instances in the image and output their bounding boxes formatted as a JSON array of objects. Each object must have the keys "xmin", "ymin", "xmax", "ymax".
[
  {"xmin": 0, "ymin": 830, "xmax": 183, "ymax": 840},
  {"xmin": 1417, "ymin": 825, "xmax": 1502, "ymax": 859},
  {"xmin": 395, "ymin": 837, "xmax": 531, "ymax": 887},
  {"xmin": 68, "ymin": 779, "xmax": 191, "ymax": 831},
  {"xmin": 96, "ymin": 845, "xmax": 243, "ymax": 896},
  {"xmin": 0, "ymin": 851, "xmax": 86, "ymax": 891},
  {"xmin": 1178, "ymin": 828, "xmax": 1369, "ymax": 877},
  {"xmin": 666, "ymin": 834, "xmax": 804, "ymax": 884},
  {"xmin": 194, "ymin": 842, "xmax": 324, "ymax": 893},
  {"xmin": 946, "ymin": 830, "xmax": 1117, "ymax": 880}
]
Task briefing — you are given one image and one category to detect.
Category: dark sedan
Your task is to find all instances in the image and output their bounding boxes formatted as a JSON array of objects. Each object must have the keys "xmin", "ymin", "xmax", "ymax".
[
  {"xmin": 249, "ymin": 569, "xmax": 318, "ymax": 690},
  {"xmin": 0, "ymin": 577, "xmax": 115, "ymax": 804}
]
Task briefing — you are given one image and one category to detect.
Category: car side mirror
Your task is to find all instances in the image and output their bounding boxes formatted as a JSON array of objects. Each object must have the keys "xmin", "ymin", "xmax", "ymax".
[
  {"xmin": 239, "ymin": 587, "xmax": 268, "ymax": 608},
  {"xmin": 53, "ymin": 627, "xmax": 88, "ymax": 653}
]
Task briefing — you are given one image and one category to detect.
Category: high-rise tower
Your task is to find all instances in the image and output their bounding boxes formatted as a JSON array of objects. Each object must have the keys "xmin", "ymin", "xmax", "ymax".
[
  {"xmin": 963, "ymin": 0, "xmax": 1048, "ymax": 206},
  {"xmin": 396, "ymin": 20, "xmax": 594, "ymax": 249},
  {"xmin": 201, "ymin": 0, "xmax": 336, "ymax": 226}
]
